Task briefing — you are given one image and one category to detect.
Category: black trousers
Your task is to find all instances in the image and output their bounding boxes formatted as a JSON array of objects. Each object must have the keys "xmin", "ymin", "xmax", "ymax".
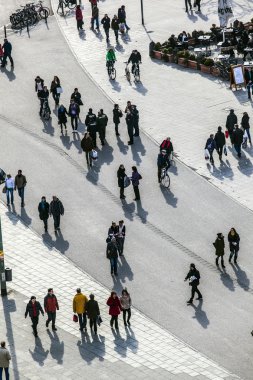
[
  {"xmin": 120, "ymin": 186, "xmax": 124, "ymax": 198},
  {"xmin": 1, "ymin": 53, "xmax": 14, "ymax": 67},
  {"xmin": 123, "ymin": 308, "xmax": 131, "ymax": 324},
  {"xmin": 53, "ymin": 214, "xmax": 60, "ymax": 229},
  {"xmin": 195, "ymin": 0, "xmax": 201, "ymax": 11},
  {"xmin": 52, "ymin": 92, "xmax": 60, "ymax": 105},
  {"xmin": 114, "ymin": 29, "xmax": 119, "ymax": 41},
  {"xmin": 78, "ymin": 313, "xmax": 87, "ymax": 330},
  {"xmin": 216, "ymin": 256, "xmax": 225, "ymax": 266},
  {"xmin": 85, "ymin": 151, "xmax": 92, "ymax": 166},
  {"xmin": 114, "ymin": 123, "xmax": 119, "ymax": 135},
  {"xmin": 90, "ymin": 318, "xmax": 97, "ymax": 333},
  {"xmin": 216, "ymin": 146, "xmax": 223, "ymax": 158},
  {"xmin": 31, "ymin": 316, "xmax": 39, "ymax": 334},
  {"xmin": 77, "ymin": 20, "xmax": 83, "ymax": 30},
  {"xmin": 104, "ymin": 28, "xmax": 109, "ymax": 40},
  {"xmin": 90, "ymin": 132, "xmax": 97, "ymax": 147},
  {"xmin": 110, "ymin": 315, "xmax": 118, "ymax": 329},
  {"xmin": 71, "ymin": 116, "xmax": 78, "ymax": 130},
  {"xmin": 127, "ymin": 125, "xmax": 134, "ymax": 143},
  {"xmin": 185, "ymin": 0, "xmax": 192, "ymax": 11},
  {"xmin": 133, "ymin": 122, "xmax": 139, "ymax": 136},
  {"xmin": 116, "ymin": 237, "xmax": 125, "ymax": 254},
  {"xmin": 190, "ymin": 284, "xmax": 202, "ymax": 301},
  {"xmin": 42, "ymin": 218, "xmax": 48, "ymax": 232},
  {"xmin": 133, "ymin": 185, "xmax": 140, "ymax": 200},
  {"xmin": 46, "ymin": 312, "xmax": 56, "ymax": 327}
]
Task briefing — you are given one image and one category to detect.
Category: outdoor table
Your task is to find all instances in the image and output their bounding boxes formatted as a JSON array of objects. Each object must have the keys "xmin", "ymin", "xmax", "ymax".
[
  {"xmin": 218, "ymin": 54, "xmax": 230, "ymax": 59},
  {"xmin": 244, "ymin": 61, "xmax": 253, "ymax": 66}
]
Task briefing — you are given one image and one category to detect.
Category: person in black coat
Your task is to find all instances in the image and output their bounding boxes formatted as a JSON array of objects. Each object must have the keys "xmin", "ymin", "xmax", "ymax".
[
  {"xmin": 126, "ymin": 110, "xmax": 134, "ymax": 145},
  {"xmin": 25, "ymin": 296, "xmax": 44, "ymax": 337},
  {"xmin": 184, "ymin": 263, "xmax": 202, "ymax": 304},
  {"xmin": 1, "ymin": 39, "xmax": 14, "ymax": 68},
  {"xmin": 108, "ymin": 221, "xmax": 118, "ymax": 238},
  {"xmin": 106, "ymin": 237, "xmax": 119, "ymax": 275},
  {"xmin": 70, "ymin": 88, "xmax": 83, "ymax": 106},
  {"xmin": 113, "ymin": 104, "xmax": 123, "ymax": 136},
  {"xmin": 58, "ymin": 105, "xmax": 68, "ymax": 133},
  {"xmin": 97, "ymin": 109, "xmax": 108, "ymax": 145},
  {"xmin": 86, "ymin": 294, "xmax": 100, "ymax": 334},
  {"xmin": 226, "ymin": 109, "xmax": 237, "ymax": 143},
  {"xmin": 241, "ymin": 112, "xmax": 251, "ymax": 144},
  {"xmin": 111, "ymin": 15, "xmax": 120, "ymax": 43},
  {"xmin": 228, "ymin": 228, "xmax": 240, "ymax": 264},
  {"xmin": 101, "ymin": 14, "xmax": 111, "ymax": 42},
  {"xmin": 213, "ymin": 233, "xmax": 225, "ymax": 268},
  {"xmin": 132, "ymin": 105, "xmax": 139, "ymax": 137},
  {"xmin": 205, "ymin": 134, "xmax": 216, "ymax": 164},
  {"xmin": 68, "ymin": 99, "xmax": 80, "ymax": 132},
  {"xmin": 49, "ymin": 196, "xmax": 64, "ymax": 231},
  {"xmin": 85, "ymin": 108, "xmax": 97, "ymax": 147},
  {"xmin": 116, "ymin": 220, "xmax": 126, "ymax": 255},
  {"xmin": 214, "ymin": 126, "xmax": 226, "ymax": 161},
  {"xmin": 117, "ymin": 164, "xmax": 126, "ymax": 199},
  {"xmin": 38, "ymin": 196, "xmax": 50, "ymax": 232},
  {"xmin": 233, "ymin": 125, "xmax": 244, "ymax": 158}
]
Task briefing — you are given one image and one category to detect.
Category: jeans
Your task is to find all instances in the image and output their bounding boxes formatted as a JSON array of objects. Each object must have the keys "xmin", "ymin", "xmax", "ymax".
[
  {"xmin": 216, "ymin": 146, "xmax": 223, "ymax": 159},
  {"xmin": 17, "ymin": 187, "xmax": 25, "ymax": 205},
  {"xmin": 0, "ymin": 367, "xmax": 9, "ymax": 380},
  {"xmin": 90, "ymin": 317, "xmax": 97, "ymax": 333},
  {"xmin": 52, "ymin": 91, "xmax": 60, "ymax": 105},
  {"xmin": 244, "ymin": 128, "xmax": 252, "ymax": 143},
  {"xmin": 116, "ymin": 237, "xmax": 125, "ymax": 254},
  {"xmin": 46, "ymin": 312, "xmax": 56, "ymax": 328},
  {"xmin": 53, "ymin": 214, "xmax": 60, "ymax": 230},
  {"xmin": 190, "ymin": 284, "xmax": 202, "ymax": 302},
  {"xmin": 1, "ymin": 53, "xmax": 13, "ymax": 67},
  {"xmin": 78, "ymin": 313, "xmax": 87, "ymax": 330},
  {"xmin": 6, "ymin": 188, "xmax": 14, "ymax": 205},
  {"xmin": 71, "ymin": 116, "xmax": 78, "ymax": 130},
  {"xmin": 110, "ymin": 257, "xmax": 118, "ymax": 274},
  {"xmin": 123, "ymin": 308, "xmax": 131, "ymax": 325},
  {"xmin": 114, "ymin": 29, "xmax": 119, "ymax": 41},
  {"xmin": 31, "ymin": 316, "xmax": 39, "ymax": 334},
  {"xmin": 247, "ymin": 84, "xmax": 253, "ymax": 99},
  {"xmin": 104, "ymin": 28, "xmax": 109, "ymax": 40},
  {"xmin": 42, "ymin": 218, "xmax": 48, "ymax": 232},
  {"xmin": 91, "ymin": 17, "xmax": 99, "ymax": 29},
  {"xmin": 133, "ymin": 185, "xmax": 140, "ymax": 200},
  {"xmin": 85, "ymin": 152, "xmax": 92, "ymax": 167},
  {"xmin": 234, "ymin": 144, "xmax": 241, "ymax": 157},
  {"xmin": 110, "ymin": 315, "xmax": 118, "ymax": 329},
  {"xmin": 229, "ymin": 248, "xmax": 239, "ymax": 263}
]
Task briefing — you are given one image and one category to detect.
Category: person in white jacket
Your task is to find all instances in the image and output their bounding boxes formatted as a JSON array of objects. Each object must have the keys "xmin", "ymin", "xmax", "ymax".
[{"xmin": 5, "ymin": 174, "xmax": 15, "ymax": 206}]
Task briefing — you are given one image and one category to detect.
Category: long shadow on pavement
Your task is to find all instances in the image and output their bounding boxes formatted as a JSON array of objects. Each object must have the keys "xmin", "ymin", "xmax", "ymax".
[
  {"xmin": 190, "ymin": 300, "xmax": 210, "ymax": 329},
  {"xmin": 42, "ymin": 230, "xmax": 70, "ymax": 254},
  {"xmin": 230, "ymin": 263, "xmax": 250, "ymax": 291},
  {"xmin": 29, "ymin": 336, "xmax": 49, "ymax": 366},
  {"xmin": 77, "ymin": 332, "xmax": 105, "ymax": 364},
  {"xmin": 47, "ymin": 330, "xmax": 64, "ymax": 365},
  {"xmin": 218, "ymin": 267, "xmax": 235, "ymax": 292}
]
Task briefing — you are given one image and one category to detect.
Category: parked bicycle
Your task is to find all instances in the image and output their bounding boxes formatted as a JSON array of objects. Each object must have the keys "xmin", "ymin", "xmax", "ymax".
[
  {"xmin": 57, "ymin": 0, "xmax": 77, "ymax": 13},
  {"xmin": 10, "ymin": 1, "xmax": 49, "ymax": 29},
  {"xmin": 107, "ymin": 61, "xmax": 116, "ymax": 80}
]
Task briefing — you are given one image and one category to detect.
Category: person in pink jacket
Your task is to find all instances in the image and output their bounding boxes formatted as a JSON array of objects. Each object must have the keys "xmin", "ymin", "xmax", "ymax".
[
  {"xmin": 106, "ymin": 292, "xmax": 121, "ymax": 330},
  {"xmin": 76, "ymin": 5, "xmax": 84, "ymax": 31}
]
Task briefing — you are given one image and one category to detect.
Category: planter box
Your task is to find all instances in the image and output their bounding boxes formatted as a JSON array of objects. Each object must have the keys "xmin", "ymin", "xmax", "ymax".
[
  {"xmin": 188, "ymin": 60, "xmax": 198, "ymax": 69},
  {"xmin": 168, "ymin": 54, "xmax": 174, "ymax": 63},
  {"xmin": 153, "ymin": 50, "xmax": 163, "ymax": 60},
  {"xmin": 200, "ymin": 64, "xmax": 212, "ymax": 74},
  {"xmin": 211, "ymin": 66, "xmax": 220, "ymax": 77},
  {"xmin": 178, "ymin": 57, "xmax": 188, "ymax": 67}
]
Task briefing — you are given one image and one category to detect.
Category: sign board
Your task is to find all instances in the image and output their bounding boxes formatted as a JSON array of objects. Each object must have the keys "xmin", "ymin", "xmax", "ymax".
[
  {"xmin": 230, "ymin": 64, "xmax": 245, "ymax": 90},
  {"xmin": 218, "ymin": 0, "xmax": 233, "ymax": 27}
]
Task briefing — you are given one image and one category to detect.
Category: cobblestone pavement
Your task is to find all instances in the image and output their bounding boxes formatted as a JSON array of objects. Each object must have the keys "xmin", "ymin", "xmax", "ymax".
[
  {"xmin": 0, "ymin": 202, "xmax": 239, "ymax": 380},
  {"xmin": 51, "ymin": 0, "xmax": 253, "ymax": 212}
]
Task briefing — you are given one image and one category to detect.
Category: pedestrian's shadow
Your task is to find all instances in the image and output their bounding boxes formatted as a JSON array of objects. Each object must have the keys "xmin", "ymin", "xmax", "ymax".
[
  {"xmin": 131, "ymin": 137, "xmax": 146, "ymax": 165},
  {"xmin": 79, "ymin": 29, "xmax": 86, "ymax": 40},
  {"xmin": 187, "ymin": 10, "xmax": 198, "ymax": 22},
  {"xmin": 125, "ymin": 327, "xmax": 138, "ymax": 353},
  {"xmin": 115, "ymin": 43, "xmax": 125, "ymax": 53},
  {"xmin": 60, "ymin": 132, "xmax": 72, "ymax": 150},
  {"xmin": 20, "ymin": 207, "xmax": 32, "ymax": 225},
  {"xmin": 111, "ymin": 328, "xmax": 127, "ymax": 357},
  {"xmin": 5, "ymin": 207, "xmax": 18, "ymax": 225},
  {"xmin": 99, "ymin": 145, "xmax": 114, "ymax": 166},
  {"xmin": 136, "ymin": 200, "xmax": 148, "ymax": 224},
  {"xmin": 160, "ymin": 187, "xmax": 178, "ymax": 208},
  {"xmin": 42, "ymin": 230, "xmax": 69, "ymax": 254},
  {"xmin": 110, "ymin": 78, "xmax": 121, "ymax": 92},
  {"xmin": 41, "ymin": 118, "xmax": 54, "ymax": 136},
  {"xmin": 190, "ymin": 300, "xmax": 210, "ymax": 329},
  {"xmin": 117, "ymin": 136, "xmax": 128, "ymax": 155},
  {"xmin": 86, "ymin": 163, "xmax": 100, "ymax": 184},
  {"xmin": 118, "ymin": 255, "xmax": 134, "ymax": 283},
  {"xmin": 121, "ymin": 199, "xmax": 135, "ymax": 221},
  {"xmin": 47, "ymin": 330, "xmax": 64, "ymax": 365},
  {"xmin": 230, "ymin": 262, "xmax": 250, "ymax": 291},
  {"xmin": 218, "ymin": 267, "xmax": 235, "ymax": 291},
  {"xmin": 133, "ymin": 81, "xmax": 148, "ymax": 96},
  {"xmin": 72, "ymin": 132, "xmax": 82, "ymax": 154},
  {"xmin": 29, "ymin": 337, "xmax": 49, "ymax": 366},
  {"xmin": 91, "ymin": 28, "xmax": 103, "ymax": 41},
  {"xmin": 0, "ymin": 66, "xmax": 16, "ymax": 81},
  {"xmin": 77, "ymin": 332, "xmax": 105, "ymax": 363}
]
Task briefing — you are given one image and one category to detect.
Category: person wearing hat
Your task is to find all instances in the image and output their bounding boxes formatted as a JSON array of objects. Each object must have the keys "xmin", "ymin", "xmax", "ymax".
[
  {"xmin": 214, "ymin": 126, "xmax": 226, "ymax": 161},
  {"xmin": 184, "ymin": 263, "xmax": 202, "ymax": 304},
  {"xmin": 25, "ymin": 296, "xmax": 44, "ymax": 337},
  {"xmin": 157, "ymin": 150, "xmax": 170, "ymax": 183},
  {"xmin": 213, "ymin": 233, "xmax": 225, "ymax": 268},
  {"xmin": 73, "ymin": 288, "xmax": 88, "ymax": 332}
]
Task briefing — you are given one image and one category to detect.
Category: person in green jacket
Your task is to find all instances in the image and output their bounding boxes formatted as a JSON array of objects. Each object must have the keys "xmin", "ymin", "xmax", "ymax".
[{"xmin": 106, "ymin": 48, "xmax": 116, "ymax": 74}]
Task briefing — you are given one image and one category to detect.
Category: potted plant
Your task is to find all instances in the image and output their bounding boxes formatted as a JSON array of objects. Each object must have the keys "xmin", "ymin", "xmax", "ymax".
[
  {"xmin": 177, "ymin": 50, "xmax": 189, "ymax": 67},
  {"xmin": 167, "ymin": 47, "xmax": 174, "ymax": 62},
  {"xmin": 200, "ymin": 58, "xmax": 214, "ymax": 74},
  {"xmin": 153, "ymin": 42, "xmax": 163, "ymax": 59},
  {"xmin": 188, "ymin": 54, "xmax": 198, "ymax": 69},
  {"xmin": 162, "ymin": 48, "xmax": 170, "ymax": 62}
]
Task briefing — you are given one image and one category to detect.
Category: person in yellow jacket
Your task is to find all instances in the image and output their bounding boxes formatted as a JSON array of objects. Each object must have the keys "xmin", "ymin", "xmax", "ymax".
[{"xmin": 73, "ymin": 288, "xmax": 88, "ymax": 331}]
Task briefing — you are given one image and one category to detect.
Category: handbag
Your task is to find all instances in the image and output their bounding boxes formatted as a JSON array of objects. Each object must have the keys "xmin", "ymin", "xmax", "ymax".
[
  {"xmin": 73, "ymin": 314, "xmax": 78, "ymax": 322},
  {"xmin": 225, "ymin": 130, "xmax": 229, "ymax": 138},
  {"xmin": 224, "ymin": 146, "xmax": 227, "ymax": 156},
  {"xmin": 124, "ymin": 176, "xmax": 130, "ymax": 188},
  {"xmin": 90, "ymin": 149, "xmax": 98, "ymax": 160},
  {"xmin": 204, "ymin": 148, "xmax": 209, "ymax": 160},
  {"xmin": 97, "ymin": 315, "xmax": 103, "ymax": 326},
  {"xmin": 2, "ymin": 186, "xmax": 6, "ymax": 194},
  {"xmin": 57, "ymin": 87, "xmax": 63, "ymax": 94}
]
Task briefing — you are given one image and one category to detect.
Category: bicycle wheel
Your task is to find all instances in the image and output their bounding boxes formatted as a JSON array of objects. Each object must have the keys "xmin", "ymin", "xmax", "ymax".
[
  {"xmin": 67, "ymin": 0, "xmax": 77, "ymax": 10},
  {"xmin": 110, "ymin": 68, "xmax": 116, "ymax": 80},
  {"xmin": 125, "ymin": 68, "xmax": 131, "ymax": 82},
  {"xmin": 161, "ymin": 173, "xmax": 170, "ymax": 188},
  {"xmin": 134, "ymin": 68, "xmax": 140, "ymax": 82},
  {"xmin": 39, "ymin": 8, "xmax": 49, "ymax": 19}
]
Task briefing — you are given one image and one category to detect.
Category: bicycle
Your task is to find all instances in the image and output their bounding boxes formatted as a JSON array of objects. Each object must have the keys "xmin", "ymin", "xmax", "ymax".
[
  {"xmin": 124, "ymin": 62, "xmax": 131, "ymax": 82},
  {"xmin": 132, "ymin": 62, "xmax": 140, "ymax": 82},
  {"xmin": 160, "ymin": 166, "xmax": 170, "ymax": 189},
  {"xmin": 35, "ymin": 1, "xmax": 50, "ymax": 19},
  {"xmin": 107, "ymin": 61, "xmax": 116, "ymax": 80},
  {"xmin": 57, "ymin": 0, "xmax": 77, "ymax": 13}
]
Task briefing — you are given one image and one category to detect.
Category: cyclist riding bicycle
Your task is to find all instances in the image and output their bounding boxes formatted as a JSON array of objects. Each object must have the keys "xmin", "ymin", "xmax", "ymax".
[
  {"xmin": 127, "ymin": 49, "xmax": 142, "ymax": 74},
  {"xmin": 160, "ymin": 137, "xmax": 174, "ymax": 159},
  {"xmin": 39, "ymin": 85, "xmax": 50, "ymax": 117},
  {"xmin": 157, "ymin": 150, "xmax": 170, "ymax": 183},
  {"xmin": 106, "ymin": 48, "xmax": 116, "ymax": 75}
]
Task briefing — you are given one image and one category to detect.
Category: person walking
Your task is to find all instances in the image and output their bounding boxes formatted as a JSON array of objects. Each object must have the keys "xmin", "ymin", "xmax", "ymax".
[
  {"xmin": 214, "ymin": 126, "xmax": 226, "ymax": 161},
  {"xmin": 157, "ymin": 150, "xmax": 170, "ymax": 183},
  {"xmin": 111, "ymin": 15, "xmax": 120, "ymax": 43},
  {"xmin": 44, "ymin": 288, "xmax": 59, "ymax": 331},
  {"xmin": 85, "ymin": 108, "xmax": 97, "ymax": 147},
  {"xmin": 107, "ymin": 291, "xmax": 122, "ymax": 329},
  {"xmin": 68, "ymin": 99, "xmax": 80, "ymax": 132},
  {"xmin": 184, "ymin": 263, "xmax": 202, "ymax": 304},
  {"xmin": 35, "ymin": 76, "xmax": 44, "ymax": 98},
  {"xmin": 0, "ymin": 341, "xmax": 11, "ymax": 380},
  {"xmin": 1, "ymin": 39, "xmax": 14, "ymax": 68},
  {"xmin": 49, "ymin": 196, "xmax": 64, "ymax": 232},
  {"xmin": 97, "ymin": 109, "xmax": 108, "ymax": 146},
  {"xmin": 226, "ymin": 109, "xmax": 237, "ymax": 143},
  {"xmin": 91, "ymin": 5, "xmax": 99, "ymax": 30},
  {"xmin": 14, "ymin": 170, "xmax": 27, "ymax": 207},
  {"xmin": 113, "ymin": 104, "xmax": 123, "ymax": 136},
  {"xmin": 116, "ymin": 220, "xmax": 126, "ymax": 255},
  {"xmin": 160, "ymin": 137, "xmax": 174, "ymax": 158},
  {"xmin": 25, "ymin": 296, "xmax": 44, "ymax": 337},
  {"xmin": 76, "ymin": 5, "xmax": 84, "ymax": 31},
  {"xmin": 50, "ymin": 76, "xmax": 61, "ymax": 106},
  {"xmin": 0, "ymin": 44, "xmax": 4, "ymax": 64},
  {"xmin": 106, "ymin": 237, "xmax": 119, "ymax": 275},
  {"xmin": 120, "ymin": 289, "xmax": 131, "ymax": 326},
  {"xmin": 126, "ymin": 109, "xmax": 134, "ymax": 145},
  {"xmin": 81, "ymin": 132, "xmax": 94, "ymax": 167},
  {"xmin": 86, "ymin": 294, "xmax": 100, "ymax": 334},
  {"xmin": 233, "ymin": 124, "xmax": 244, "ymax": 158},
  {"xmin": 185, "ymin": 0, "xmax": 192, "ymax": 12},
  {"xmin": 194, "ymin": 0, "xmax": 201, "ymax": 12},
  {"xmin": 117, "ymin": 164, "xmax": 126, "ymax": 199},
  {"xmin": 213, "ymin": 233, "xmax": 225, "ymax": 268},
  {"xmin": 70, "ymin": 88, "xmax": 83, "ymax": 106},
  {"xmin": 101, "ymin": 14, "xmax": 110, "ymax": 42},
  {"xmin": 241, "ymin": 112, "xmax": 252, "ymax": 145},
  {"xmin": 132, "ymin": 105, "xmax": 139, "ymax": 137},
  {"xmin": 38, "ymin": 196, "xmax": 50, "ymax": 232},
  {"xmin": 108, "ymin": 221, "xmax": 118, "ymax": 238},
  {"xmin": 39, "ymin": 85, "xmax": 50, "ymax": 117},
  {"xmin": 205, "ymin": 134, "xmax": 216, "ymax": 165},
  {"xmin": 58, "ymin": 104, "xmax": 68, "ymax": 133},
  {"xmin": 228, "ymin": 228, "xmax": 240, "ymax": 264},
  {"xmin": 4, "ymin": 174, "xmax": 14, "ymax": 206},
  {"xmin": 118, "ymin": 5, "xmax": 130, "ymax": 31},
  {"xmin": 131, "ymin": 166, "xmax": 142, "ymax": 201},
  {"xmin": 73, "ymin": 288, "xmax": 88, "ymax": 332}
]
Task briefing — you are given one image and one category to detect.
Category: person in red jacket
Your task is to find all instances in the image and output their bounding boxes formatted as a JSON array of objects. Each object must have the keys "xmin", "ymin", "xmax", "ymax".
[
  {"xmin": 106, "ymin": 291, "xmax": 121, "ymax": 330},
  {"xmin": 160, "ymin": 137, "xmax": 174, "ymax": 158},
  {"xmin": 44, "ymin": 288, "xmax": 59, "ymax": 331},
  {"xmin": 76, "ymin": 5, "xmax": 84, "ymax": 31}
]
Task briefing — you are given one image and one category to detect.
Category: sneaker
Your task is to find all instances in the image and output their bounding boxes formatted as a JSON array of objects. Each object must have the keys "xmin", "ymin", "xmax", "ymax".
[
  {"xmin": 187, "ymin": 299, "xmax": 193, "ymax": 304},
  {"xmin": 46, "ymin": 321, "xmax": 49, "ymax": 328},
  {"xmin": 52, "ymin": 327, "xmax": 57, "ymax": 331},
  {"xmin": 127, "ymin": 321, "xmax": 131, "ymax": 326},
  {"xmin": 196, "ymin": 297, "xmax": 202, "ymax": 300}
]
